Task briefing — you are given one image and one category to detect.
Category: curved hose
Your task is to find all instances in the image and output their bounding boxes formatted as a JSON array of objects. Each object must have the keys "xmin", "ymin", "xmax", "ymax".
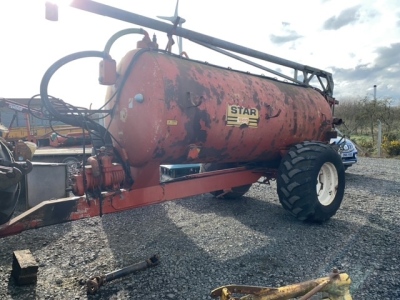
[
  {"xmin": 39, "ymin": 50, "xmax": 113, "ymax": 144},
  {"xmin": 104, "ymin": 28, "xmax": 149, "ymax": 54}
]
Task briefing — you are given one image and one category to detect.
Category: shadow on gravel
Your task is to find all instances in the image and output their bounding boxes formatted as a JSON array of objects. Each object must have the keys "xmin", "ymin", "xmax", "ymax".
[
  {"xmin": 62, "ymin": 177, "xmax": 399, "ymax": 299},
  {"xmin": 174, "ymin": 193, "xmax": 400, "ymax": 299},
  {"xmin": 1, "ymin": 220, "xmax": 72, "ymax": 254},
  {"xmin": 97, "ymin": 203, "xmax": 224, "ymax": 299},
  {"xmin": 1, "ymin": 221, "xmax": 72, "ymax": 300},
  {"xmin": 6, "ymin": 275, "xmax": 36, "ymax": 300},
  {"xmin": 2, "ymin": 159, "xmax": 399, "ymax": 299},
  {"xmin": 344, "ymin": 173, "xmax": 400, "ymax": 195},
  {"xmin": 76, "ymin": 190, "xmax": 400, "ymax": 300}
]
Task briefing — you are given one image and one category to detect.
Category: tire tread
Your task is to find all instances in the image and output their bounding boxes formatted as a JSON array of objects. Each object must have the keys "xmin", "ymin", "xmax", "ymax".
[{"xmin": 277, "ymin": 141, "xmax": 345, "ymax": 222}]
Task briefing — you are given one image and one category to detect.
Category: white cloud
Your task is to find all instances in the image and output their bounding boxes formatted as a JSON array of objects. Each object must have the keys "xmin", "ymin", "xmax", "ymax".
[{"xmin": 0, "ymin": 0, "xmax": 399, "ymax": 107}]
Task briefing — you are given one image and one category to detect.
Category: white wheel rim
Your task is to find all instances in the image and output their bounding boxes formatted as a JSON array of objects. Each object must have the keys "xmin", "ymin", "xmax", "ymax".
[{"xmin": 316, "ymin": 162, "xmax": 338, "ymax": 206}]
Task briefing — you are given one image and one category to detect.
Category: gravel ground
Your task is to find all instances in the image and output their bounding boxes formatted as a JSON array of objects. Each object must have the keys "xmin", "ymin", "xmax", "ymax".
[{"xmin": 0, "ymin": 156, "xmax": 399, "ymax": 299}]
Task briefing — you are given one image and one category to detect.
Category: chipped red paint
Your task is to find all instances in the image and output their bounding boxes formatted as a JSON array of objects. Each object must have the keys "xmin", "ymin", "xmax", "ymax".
[
  {"xmin": 73, "ymin": 152, "xmax": 126, "ymax": 196},
  {"xmin": 106, "ymin": 50, "xmax": 334, "ymax": 168}
]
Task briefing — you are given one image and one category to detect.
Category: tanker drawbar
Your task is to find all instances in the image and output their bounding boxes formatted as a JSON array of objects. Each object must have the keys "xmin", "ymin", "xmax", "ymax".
[{"xmin": 0, "ymin": 1, "xmax": 346, "ymax": 237}]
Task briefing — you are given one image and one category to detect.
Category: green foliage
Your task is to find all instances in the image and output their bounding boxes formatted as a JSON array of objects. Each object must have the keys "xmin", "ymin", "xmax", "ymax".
[
  {"xmin": 383, "ymin": 132, "xmax": 398, "ymax": 141},
  {"xmin": 382, "ymin": 135, "xmax": 400, "ymax": 156},
  {"xmin": 334, "ymin": 96, "xmax": 400, "ymax": 154},
  {"xmin": 356, "ymin": 137, "xmax": 375, "ymax": 153}
]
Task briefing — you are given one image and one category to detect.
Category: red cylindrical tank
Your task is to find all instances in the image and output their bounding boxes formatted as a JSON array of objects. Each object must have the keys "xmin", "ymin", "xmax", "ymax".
[{"xmin": 106, "ymin": 49, "xmax": 334, "ymax": 167}]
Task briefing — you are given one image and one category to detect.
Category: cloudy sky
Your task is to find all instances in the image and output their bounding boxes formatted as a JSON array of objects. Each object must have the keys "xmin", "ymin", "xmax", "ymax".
[{"xmin": 1, "ymin": 0, "xmax": 399, "ymax": 108}]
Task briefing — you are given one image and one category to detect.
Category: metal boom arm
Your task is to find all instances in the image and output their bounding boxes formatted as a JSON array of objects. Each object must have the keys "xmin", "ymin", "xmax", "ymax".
[{"xmin": 69, "ymin": 0, "xmax": 334, "ymax": 96}]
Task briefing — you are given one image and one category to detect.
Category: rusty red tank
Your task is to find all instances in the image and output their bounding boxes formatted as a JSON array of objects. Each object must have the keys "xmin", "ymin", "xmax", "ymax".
[{"xmin": 106, "ymin": 49, "xmax": 333, "ymax": 168}]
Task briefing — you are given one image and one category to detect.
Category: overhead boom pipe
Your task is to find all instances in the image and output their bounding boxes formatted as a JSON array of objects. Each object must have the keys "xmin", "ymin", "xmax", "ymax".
[{"xmin": 69, "ymin": 0, "xmax": 334, "ymax": 96}]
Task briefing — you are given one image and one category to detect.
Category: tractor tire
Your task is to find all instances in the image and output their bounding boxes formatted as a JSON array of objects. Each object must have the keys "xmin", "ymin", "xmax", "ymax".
[
  {"xmin": 201, "ymin": 163, "xmax": 252, "ymax": 199},
  {"xmin": 0, "ymin": 184, "xmax": 20, "ymax": 225},
  {"xmin": 277, "ymin": 141, "xmax": 345, "ymax": 222},
  {"xmin": 0, "ymin": 141, "xmax": 20, "ymax": 225}
]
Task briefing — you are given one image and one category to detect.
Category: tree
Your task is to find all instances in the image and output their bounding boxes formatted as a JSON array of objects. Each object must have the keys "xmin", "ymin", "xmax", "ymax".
[{"xmin": 334, "ymin": 96, "xmax": 400, "ymax": 142}]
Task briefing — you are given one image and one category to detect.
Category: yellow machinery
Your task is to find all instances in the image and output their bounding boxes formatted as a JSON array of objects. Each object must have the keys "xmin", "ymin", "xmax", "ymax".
[
  {"xmin": 5, "ymin": 124, "xmax": 85, "ymax": 143},
  {"xmin": 211, "ymin": 269, "xmax": 352, "ymax": 300},
  {"xmin": 0, "ymin": 97, "xmax": 85, "ymax": 144}
]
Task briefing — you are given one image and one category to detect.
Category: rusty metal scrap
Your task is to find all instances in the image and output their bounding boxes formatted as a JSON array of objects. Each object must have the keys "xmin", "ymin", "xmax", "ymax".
[
  {"xmin": 210, "ymin": 269, "xmax": 352, "ymax": 300},
  {"xmin": 85, "ymin": 254, "xmax": 160, "ymax": 295}
]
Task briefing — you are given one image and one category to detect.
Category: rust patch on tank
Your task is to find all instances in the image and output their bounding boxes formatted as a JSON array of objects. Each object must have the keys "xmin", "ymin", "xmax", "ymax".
[
  {"xmin": 225, "ymin": 128, "xmax": 233, "ymax": 141},
  {"xmin": 164, "ymin": 78, "xmax": 176, "ymax": 110},
  {"xmin": 153, "ymin": 146, "xmax": 166, "ymax": 159},
  {"xmin": 210, "ymin": 85, "xmax": 224, "ymax": 105},
  {"xmin": 119, "ymin": 51, "xmax": 335, "ymax": 166},
  {"xmin": 292, "ymin": 111, "xmax": 298, "ymax": 136},
  {"xmin": 197, "ymin": 146, "xmax": 230, "ymax": 162}
]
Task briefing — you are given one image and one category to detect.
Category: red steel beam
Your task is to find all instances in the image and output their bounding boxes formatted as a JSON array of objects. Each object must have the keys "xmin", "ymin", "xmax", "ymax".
[{"xmin": 0, "ymin": 168, "xmax": 263, "ymax": 238}]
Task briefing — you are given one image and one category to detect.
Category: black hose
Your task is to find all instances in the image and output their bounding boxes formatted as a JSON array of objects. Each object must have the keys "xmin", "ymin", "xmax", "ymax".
[{"xmin": 39, "ymin": 50, "xmax": 113, "ymax": 144}]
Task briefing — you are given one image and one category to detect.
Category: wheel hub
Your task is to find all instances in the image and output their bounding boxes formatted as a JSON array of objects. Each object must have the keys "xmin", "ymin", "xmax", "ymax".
[{"xmin": 316, "ymin": 162, "xmax": 338, "ymax": 206}]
